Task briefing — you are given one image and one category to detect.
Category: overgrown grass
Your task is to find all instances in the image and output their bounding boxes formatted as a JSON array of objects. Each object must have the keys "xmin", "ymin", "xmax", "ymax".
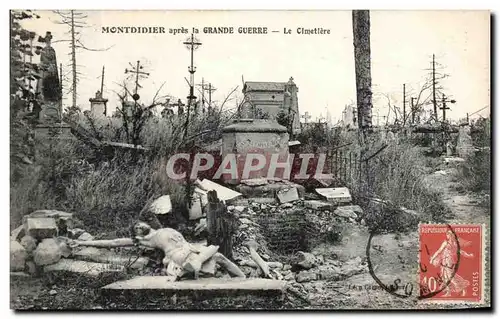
[{"xmin": 330, "ymin": 129, "xmax": 451, "ymax": 231}]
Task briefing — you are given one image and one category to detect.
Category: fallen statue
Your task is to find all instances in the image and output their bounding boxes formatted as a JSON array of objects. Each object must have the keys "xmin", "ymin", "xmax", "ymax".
[{"xmin": 71, "ymin": 221, "xmax": 245, "ymax": 280}]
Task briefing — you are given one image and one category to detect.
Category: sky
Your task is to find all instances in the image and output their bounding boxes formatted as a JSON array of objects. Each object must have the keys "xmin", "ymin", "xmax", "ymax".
[{"xmin": 20, "ymin": 10, "xmax": 490, "ymax": 123}]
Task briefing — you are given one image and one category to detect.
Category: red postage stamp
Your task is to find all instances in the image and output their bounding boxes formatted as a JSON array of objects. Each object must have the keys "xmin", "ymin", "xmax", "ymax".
[{"xmin": 418, "ymin": 224, "xmax": 485, "ymax": 304}]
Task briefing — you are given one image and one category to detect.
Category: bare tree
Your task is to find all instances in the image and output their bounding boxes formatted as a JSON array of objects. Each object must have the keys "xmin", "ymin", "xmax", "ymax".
[{"xmin": 52, "ymin": 10, "xmax": 112, "ymax": 113}]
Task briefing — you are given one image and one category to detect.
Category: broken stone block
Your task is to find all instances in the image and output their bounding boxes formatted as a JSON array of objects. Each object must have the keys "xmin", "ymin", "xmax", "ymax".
[
  {"xmin": 68, "ymin": 228, "xmax": 85, "ymax": 239},
  {"xmin": 276, "ymin": 187, "xmax": 299, "ymax": 204},
  {"xmin": 333, "ymin": 205, "xmax": 363, "ymax": 219},
  {"xmin": 189, "ymin": 196, "xmax": 204, "ymax": 220},
  {"xmin": 33, "ymin": 238, "xmax": 62, "ymax": 266},
  {"xmin": 26, "ymin": 210, "xmax": 74, "ymax": 230},
  {"xmin": 318, "ymin": 267, "xmax": 341, "ymax": 281},
  {"xmin": 11, "ymin": 225, "xmax": 25, "ymax": 242},
  {"xmin": 26, "ymin": 260, "xmax": 37, "ymax": 275},
  {"xmin": 73, "ymin": 247, "xmax": 148, "ymax": 270},
  {"xmin": 234, "ymin": 206, "xmax": 246, "ymax": 213},
  {"xmin": 280, "ymin": 203, "xmax": 294, "ymax": 209},
  {"xmin": 196, "ymin": 179, "xmax": 243, "ymax": 202},
  {"xmin": 149, "ymin": 195, "xmax": 172, "ymax": 215},
  {"xmin": 292, "ymin": 251, "xmax": 318, "ymax": 270},
  {"xmin": 241, "ymin": 178, "xmax": 268, "ymax": 186},
  {"xmin": 20, "ymin": 235, "xmax": 37, "ymax": 254},
  {"xmin": 316, "ymin": 187, "xmax": 352, "ymax": 204},
  {"xmin": 296, "ymin": 270, "xmax": 318, "ymax": 283},
  {"xmin": 284, "ymin": 273, "xmax": 295, "ymax": 281},
  {"xmin": 303, "ymin": 200, "xmax": 333, "ymax": 210},
  {"xmin": 44, "ymin": 259, "xmax": 126, "ymax": 286},
  {"xmin": 10, "ymin": 241, "xmax": 27, "ymax": 271},
  {"xmin": 77, "ymin": 232, "xmax": 94, "ymax": 241},
  {"xmin": 55, "ymin": 238, "xmax": 72, "ymax": 258},
  {"xmin": 25, "ymin": 217, "xmax": 58, "ymax": 240}
]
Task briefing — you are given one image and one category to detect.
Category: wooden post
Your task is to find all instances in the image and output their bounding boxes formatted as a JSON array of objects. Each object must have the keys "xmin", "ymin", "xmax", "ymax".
[{"xmin": 206, "ymin": 190, "xmax": 234, "ymax": 260}]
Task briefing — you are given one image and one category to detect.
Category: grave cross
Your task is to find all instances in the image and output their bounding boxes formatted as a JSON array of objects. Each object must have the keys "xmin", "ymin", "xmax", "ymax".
[
  {"xmin": 301, "ymin": 112, "xmax": 312, "ymax": 124},
  {"xmin": 125, "ymin": 60, "xmax": 150, "ymax": 97}
]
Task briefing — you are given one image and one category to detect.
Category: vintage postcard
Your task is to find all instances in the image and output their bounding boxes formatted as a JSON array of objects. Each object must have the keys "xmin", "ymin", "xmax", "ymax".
[{"xmin": 9, "ymin": 10, "xmax": 491, "ymax": 310}]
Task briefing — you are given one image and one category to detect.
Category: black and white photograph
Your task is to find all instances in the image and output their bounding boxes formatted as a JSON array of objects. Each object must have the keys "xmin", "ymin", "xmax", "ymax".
[{"xmin": 8, "ymin": 9, "xmax": 491, "ymax": 311}]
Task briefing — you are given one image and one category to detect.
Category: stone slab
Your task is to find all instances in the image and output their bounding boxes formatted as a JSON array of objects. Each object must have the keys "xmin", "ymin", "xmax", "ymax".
[
  {"xmin": 25, "ymin": 217, "xmax": 58, "ymax": 240},
  {"xmin": 44, "ymin": 258, "xmax": 125, "ymax": 277},
  {"xmin": 73, "ymin": 247, "xmax": 149, "ymax": 270},
  {"xmin": 149, "ymin": 195, "xmax": 172, "ymax": 215},
  {"xmin": 315, "ymin": 187, "xmax": 352, "ymax": 204},
  {"xmin": 276, "ymin": 187, "xmax": 300, "ymax": 204},
  {"xmin": 102, "ymin": 277, "xmax": 286, "ymax": 293},
  {"xmin": 196, "ymin": 179, "xmax": 243, "ymax": 202}
]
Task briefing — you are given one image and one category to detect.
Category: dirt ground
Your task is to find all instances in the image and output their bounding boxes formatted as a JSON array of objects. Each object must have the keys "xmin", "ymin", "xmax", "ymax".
[{"xmin": 10, "ymin": 164, "xmax": 491, "ymax": 310}]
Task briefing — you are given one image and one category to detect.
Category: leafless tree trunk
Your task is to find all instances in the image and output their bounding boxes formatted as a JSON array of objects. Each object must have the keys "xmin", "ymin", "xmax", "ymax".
[
  {"xmin": 352, "ymin": 10, "xmax": 373, "ymax": 131},
  {"xmin": 70, "ymin": 10, "xmax": 77, "ymax": 109}
]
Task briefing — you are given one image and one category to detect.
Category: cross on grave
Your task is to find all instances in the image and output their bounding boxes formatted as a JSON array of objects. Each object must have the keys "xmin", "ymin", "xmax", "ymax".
[
  {"xmin": 171, "ymin": 99, "xmax": 186, "ymax": 115},
  {"xmin": 301, "ymin": 112, "xmax": 311, "ymax": 123}
]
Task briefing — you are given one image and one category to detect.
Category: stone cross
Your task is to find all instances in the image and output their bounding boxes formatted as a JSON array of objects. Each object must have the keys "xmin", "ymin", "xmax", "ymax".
[{"xmin": 301, "ymin": 112, "xmax": 311, "ymax": 123}]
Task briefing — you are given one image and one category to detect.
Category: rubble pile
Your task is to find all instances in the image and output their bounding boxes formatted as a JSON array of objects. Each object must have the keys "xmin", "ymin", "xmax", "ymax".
[{"xmin": 10, "ymin": 210, "xmax": 146, "ymax": 285}]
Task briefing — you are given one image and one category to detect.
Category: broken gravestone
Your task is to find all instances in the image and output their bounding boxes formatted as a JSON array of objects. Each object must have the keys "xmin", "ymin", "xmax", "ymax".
[{"xmin": 10, "ymin": 241, "xmax": 27, "ymax": 271}]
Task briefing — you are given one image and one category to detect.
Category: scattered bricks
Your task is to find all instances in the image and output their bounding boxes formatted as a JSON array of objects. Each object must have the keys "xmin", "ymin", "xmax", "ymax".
[
  {"xmin": 10, "ymin": 241, "xmax": 27, "ymax": 271},
  {"xmin": 33, "ymin": 238, "xmax": 62, "ymax": 266},
  {"xmin": 303, "ymin": 200, "xmax": 333, "ymax": 210},
  {"xmin": 276, "ymin": 187, "xmax": 300, "ymax": 204},
  {"xmin": 78, "ymin": 232, "xmax": 94, "ymax": 241},
  {"xmin": 333, "ymin": 205, "xmax": 363, "ymax": 219},
  {"xmin": 296, "ymin": 270, "xmax": 318, "ymax": 283},
  {"xmin": 25, "ymin": 217, "xmax": 58, "ymax": 240},
  {"xmin": 20, "ymin": 235, "xmax": 37, "ymax": 254}
]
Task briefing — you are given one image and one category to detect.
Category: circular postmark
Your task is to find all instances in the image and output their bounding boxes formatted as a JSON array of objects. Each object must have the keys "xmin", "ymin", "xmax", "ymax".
[{"xmin": 365, "ymin": 224, "xmax": 461, "ymax": 300}]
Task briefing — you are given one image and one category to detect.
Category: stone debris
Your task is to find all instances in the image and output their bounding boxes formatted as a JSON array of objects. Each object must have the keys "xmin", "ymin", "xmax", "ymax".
[
  {"xmin": 333, "ymin": 205, "xmax": 363, "ymax": 219},
  {"xmin": 303, "ymin": 200, "xmax": 333, "ymax": 210},
  {"xmin": 10, "ymin": 241, "xmax": 27, "ymax": 271},
  {"xmin": 196, "ymin": 179, "xmax": 243, "ymax": 203},
  {"xmin": 149, "ymin": 195, "xmax": 172, "ymax": 215},
  {"xmin": 25, "ymin": 217, "xmax": 58, "ymax": 240},
  {"xmin": 73, "ymin": 247, "xmax": 149, "ymax": 270},
  {"xmin": 11, "ymin": 225, "xmax": 25, "ymax": 242},
  {"xmin": 68, "ymin": 228, "xmax": 85, "ymax": 239},
  {"xmin": 292, "ymin": 251, "xmax": 320, "ymax": 270},
  {"xmin": 277, "ymin": 187, "xmax": 300, "ymax": 204},
  {"xmin": 44, "ymin": 259, "xmax": 125, "ymax": 278},
  {"xmin": 241, "ymin": 178, "xmax": 268, "ymax": 186},
  {"xmin": 34, "ymin": 238, "xmax": 62, "ymax": 266},
  {"xmin": 296, "ymin": 270, "xmax": 318, "ymax": 283},
  {"xmin": 20, "ymin": 235, "xmax": 37, "ymax": 254},
  {"xmin": 315, "ymin": 187, "xmax": 352, "ymax": 204},
  {"xmin": 77, "ymin": 232, "xmax": 94, "ymax": 241}
]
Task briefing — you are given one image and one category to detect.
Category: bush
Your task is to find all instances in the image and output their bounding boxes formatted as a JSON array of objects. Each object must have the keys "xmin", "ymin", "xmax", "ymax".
[{"xmin": 456, "ymin": 149, "xmax": 491, "ymax": 193}]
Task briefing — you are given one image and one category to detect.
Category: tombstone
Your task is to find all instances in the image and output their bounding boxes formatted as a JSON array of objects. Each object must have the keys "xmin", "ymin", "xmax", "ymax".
[
  {"xmin": 221, "ymin": 119, "xmax": 290, "ymax": 185},
  {"xmin": 90, "ymin": 90, "xmax": 108, "ymax": 117},
  {"xmin": 456, "ymin": 124, "xmax": 475, "ymax": 158}
]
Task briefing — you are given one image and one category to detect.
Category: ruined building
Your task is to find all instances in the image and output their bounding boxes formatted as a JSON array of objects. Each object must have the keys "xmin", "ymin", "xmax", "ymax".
[{"xmin": 242, "ymin": 77, "xmax": 301, "ymax": 134}]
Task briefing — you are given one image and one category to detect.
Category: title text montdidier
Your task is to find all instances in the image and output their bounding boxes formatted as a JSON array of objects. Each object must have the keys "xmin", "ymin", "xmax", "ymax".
[{"xmin": 101, "ymin": 26, "xmax": 331, "ymax": 35}]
